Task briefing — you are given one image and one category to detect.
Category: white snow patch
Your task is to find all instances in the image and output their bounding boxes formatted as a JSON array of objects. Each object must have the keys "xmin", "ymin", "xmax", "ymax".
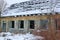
[{"xmin": 0, "ymin": 32, "xmax": 44, "ymax": 40}]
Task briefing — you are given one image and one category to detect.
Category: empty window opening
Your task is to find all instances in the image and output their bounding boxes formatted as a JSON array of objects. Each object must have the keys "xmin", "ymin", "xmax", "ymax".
[
  {"xmin": 40, "ymin": 14, "xmax": 42, "ymax": 15},
  {"xmin": 55, "ymin": 12, "xmax": 58, "ymax": 14},
  {"xmin": 19, "ymin": 21, "xmax": 24, "ymax": 28},
  {"xmin": 16, "ymin": 15, "xmax": 19, "ymax": 17},
  {"xmin": 19, "ymin": 15, "xmax": 22, "ymax": 17},
  {"xmin": 31, "ymin": 14, "xmax": 34, "ymax": 16},
  {"xmin": 44, "ymin": 13, "xmax": 47, "ymax": 15},
  {"xmin": 23, "ymin": 15, "xmax": 25, "ymax": 16},
  {"xmin": 11, "ymin": 21, "xmax": 14, "ymax": 28},
  {"xmin": 27, "ymin": 15, "xmax": 29, "ymax": 16},
  {"xmin": 35, "ymin": 14, "xmax": 38, "ymax": 15},
  {"xmin": 29, "ymin": 20, "xmax": 35, "ymax": 29},
  {"xmin": 50, "ymin": 13, "xmax": 52, "ymax": 15}
]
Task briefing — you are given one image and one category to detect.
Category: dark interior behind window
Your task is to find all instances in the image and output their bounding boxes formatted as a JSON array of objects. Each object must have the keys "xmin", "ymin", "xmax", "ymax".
[{"xmin": 29, "ymin": 20, "xmax": 35, "ymax": 29}]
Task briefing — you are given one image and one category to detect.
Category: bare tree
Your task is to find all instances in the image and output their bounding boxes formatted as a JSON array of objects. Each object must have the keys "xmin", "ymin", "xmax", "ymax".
[{"xmin": 0, "ymin": 0, "xmax": 7, "ymax": 32}]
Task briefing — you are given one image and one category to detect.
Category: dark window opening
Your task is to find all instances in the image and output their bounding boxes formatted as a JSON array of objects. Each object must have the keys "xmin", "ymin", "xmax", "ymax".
[
  {"xmin": 50, "ymin": 13, "xmax": 52, "ymax": 15},
  {"xmin": 55, "ymin": 12, "xmax": 58, "ymax": 14},
  {"xmin": 30, "ymin": 20, "xmax": 35, "ymax": 29},
  {"xmin": 23, "ymin": 15, "xmax": 25, "ymax": 16},
  {"xmin": 35, "ymin": 14, "xmax": 38, "ymax": 15},
  {"xmin": 27, "ymin": 15, "xmax": 29, "ymax": 16},
  {"xmin": 40, "ymin": 14, "xmax": 42, "ymax": 15},
  {"xmin": 19, "ymin": 15, "xmax": 22, "ymax": 17},
  {"xmin": 31, "ymin": 14, "xmax": 34, "ymax": 16},
  {"xmin": 20, "ymin": 21, "xmax": 24, "ymax": 28},
  {"xmin": 44, "ymin": 13, "xmax": 47, "ymax": 15},
  {"xmin": 16, "ymin": 15, "xmax": 19, "ymax": 17},
  {"xmin": 12, "ymin": 21, "xmax": 14, "ymax": 28}
]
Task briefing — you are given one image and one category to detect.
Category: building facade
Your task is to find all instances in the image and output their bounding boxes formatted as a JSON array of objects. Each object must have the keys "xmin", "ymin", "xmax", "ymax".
[
  {"xmin": 1, "ymin": 0, "xmax": 52, "ymax": 32},
  {"xmin": 0, "ymin": 0, "xmax": 60, "ymax": 40}
]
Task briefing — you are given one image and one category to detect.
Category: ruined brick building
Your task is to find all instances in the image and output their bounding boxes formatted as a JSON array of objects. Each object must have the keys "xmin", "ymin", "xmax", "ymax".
[{"xmin": 0, "ymin": 0, "xmax": 60, "ymax": 40}]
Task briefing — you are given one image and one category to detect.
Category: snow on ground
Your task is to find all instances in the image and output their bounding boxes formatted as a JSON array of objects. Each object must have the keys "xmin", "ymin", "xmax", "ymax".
[{"xmin": 0, "ymin": 32, "xmax": 44, "ymax": 40}]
